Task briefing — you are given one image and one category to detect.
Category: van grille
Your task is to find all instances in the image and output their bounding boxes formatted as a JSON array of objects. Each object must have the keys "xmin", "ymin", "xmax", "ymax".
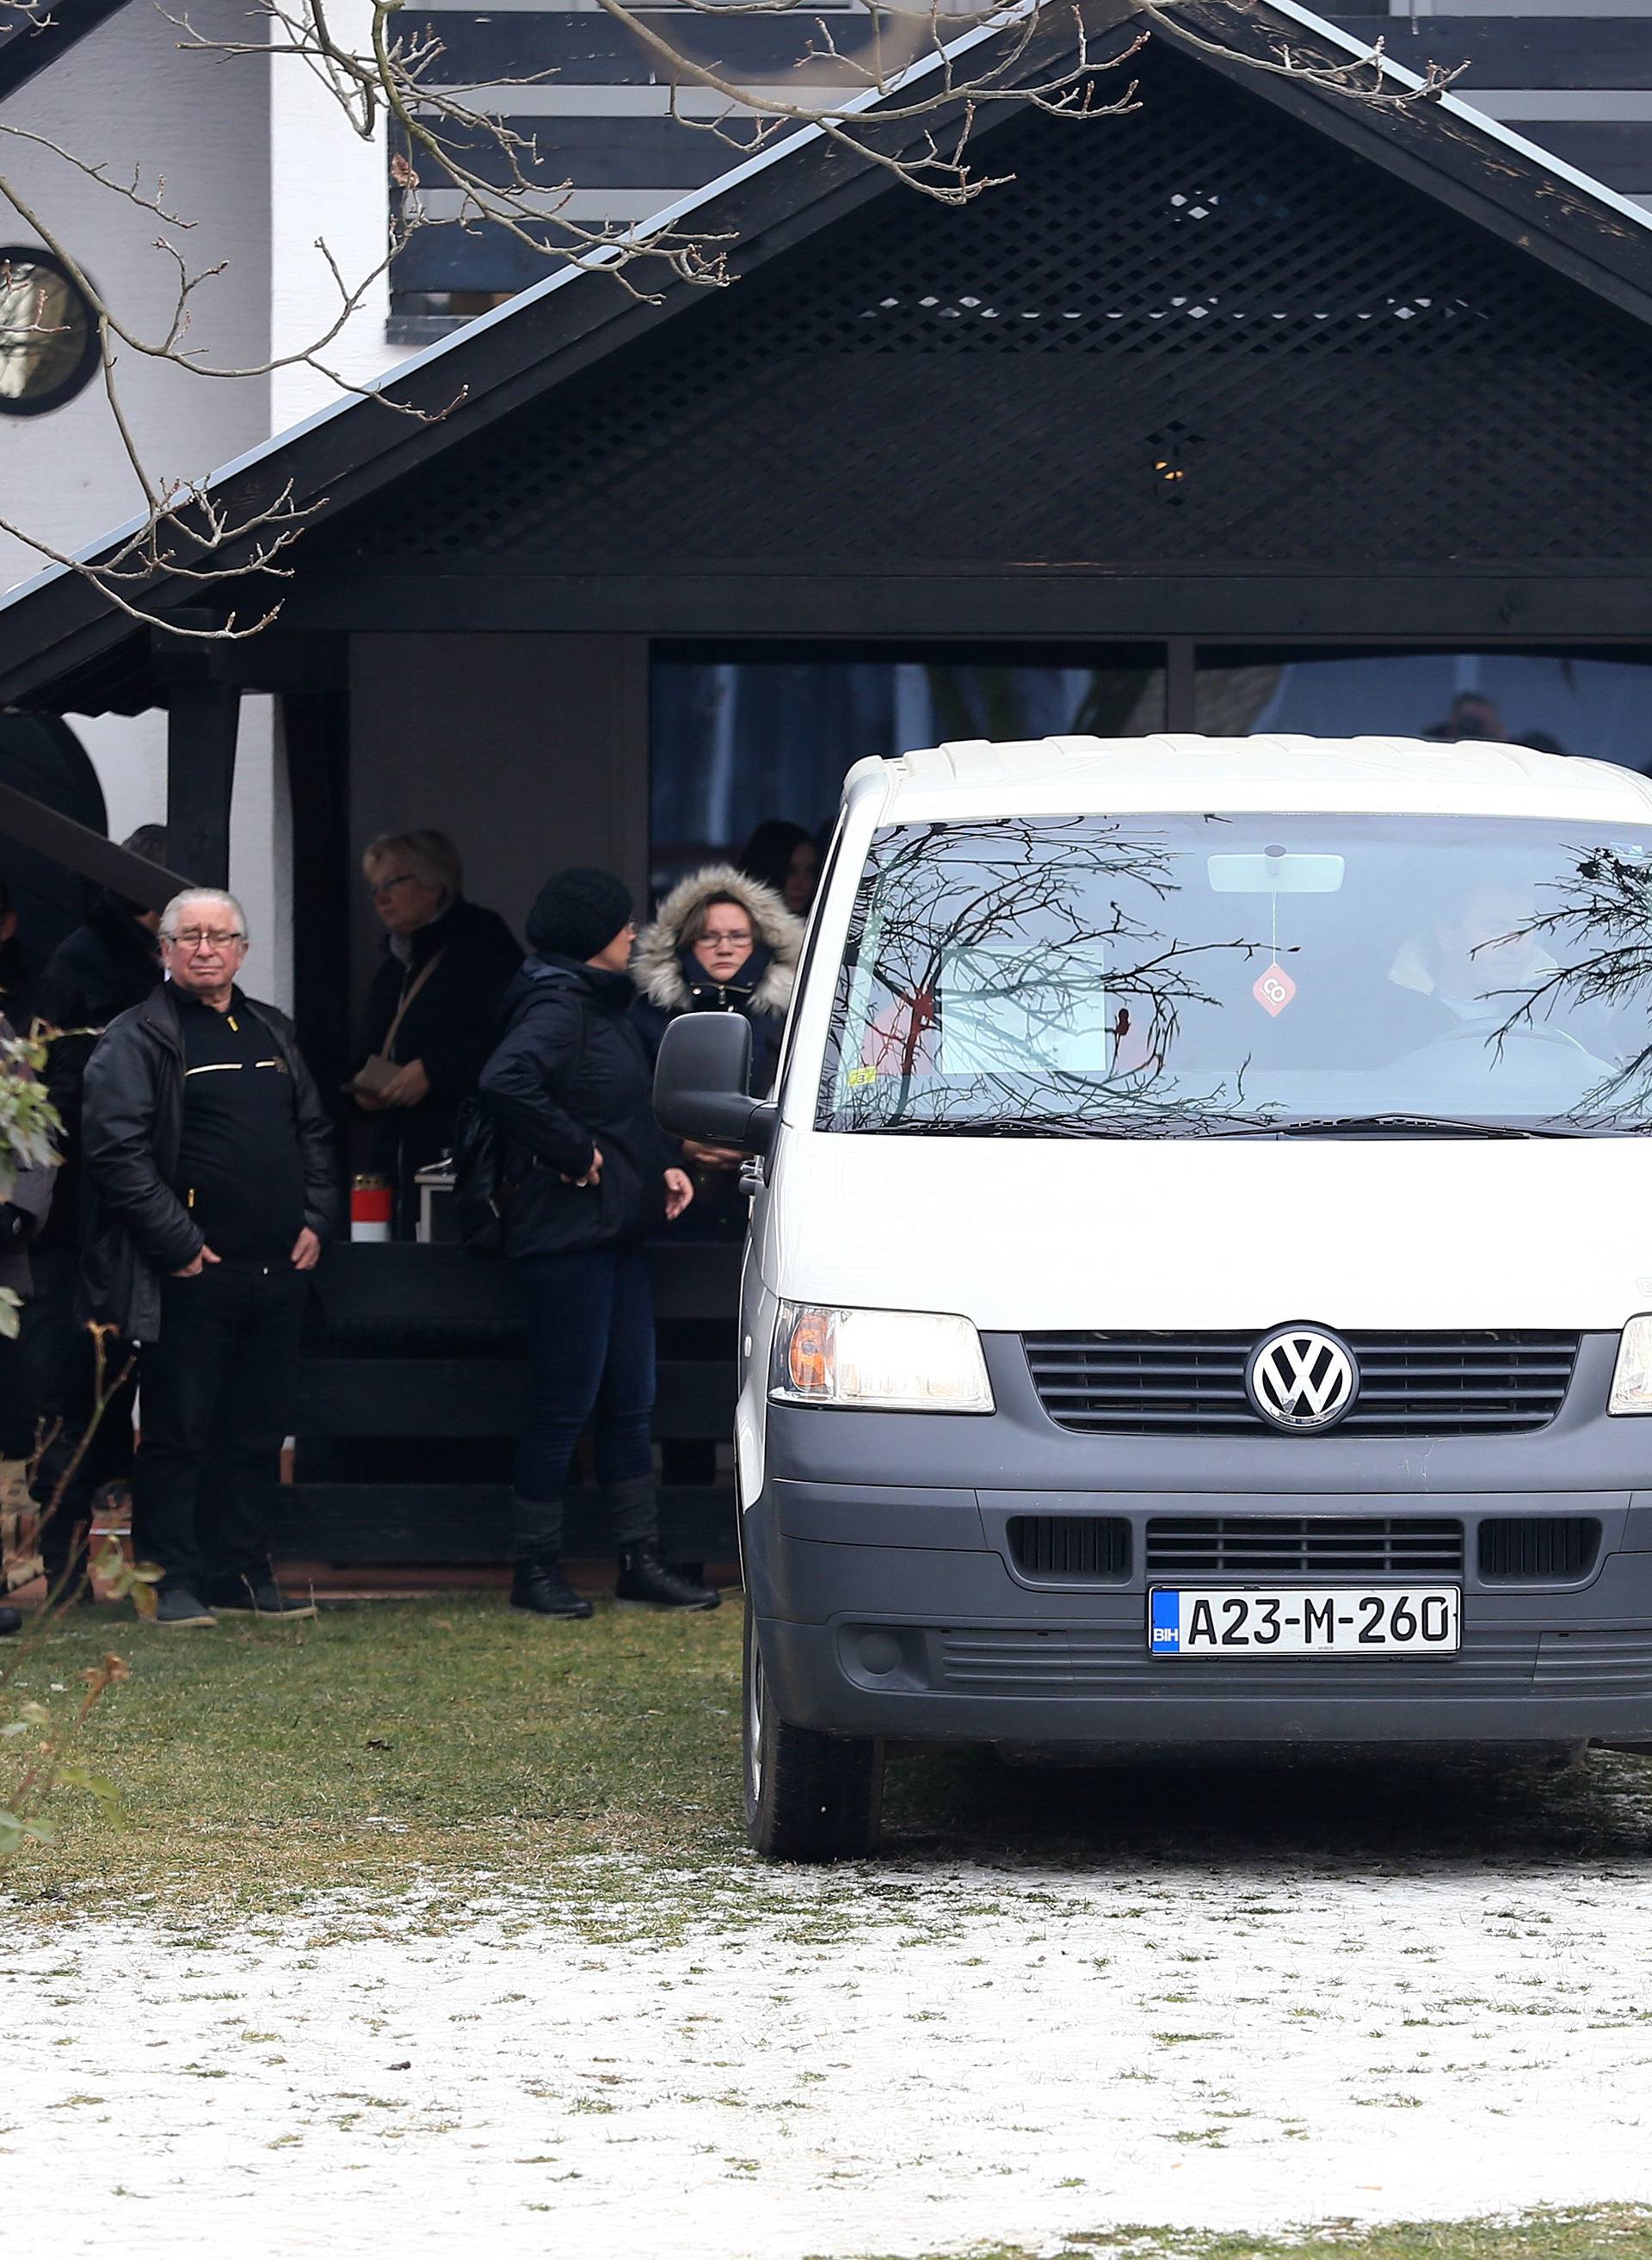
[
  {"xmin": 1479, "ymin": 1516, "xmax": 1600, "ymax": 1581},
  {"xmin": 1023, "ymin": 1331, "xmax": 1579, "ymax": 1437},
  {"xmin": 1008, "ymin": 1515, "xmax": 1131, "ymax": 1580},
  {"xmin": 1145, "ymin": 1516, "xmax": 1464, "ymax": 1578},
  {"xmin": 936, "ymin": 1624, "xmax": 1537, "ymax": 1698}
]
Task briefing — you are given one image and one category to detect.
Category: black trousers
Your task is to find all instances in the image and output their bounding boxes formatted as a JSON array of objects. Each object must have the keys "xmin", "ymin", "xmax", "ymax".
[
  {"xmin": 22, "ymin": 1247, "xmax": 139, "ymax": 1587},
  {"xmin": 131, "ymin": 1258, "xmax": 307, "ymax": 1593}
]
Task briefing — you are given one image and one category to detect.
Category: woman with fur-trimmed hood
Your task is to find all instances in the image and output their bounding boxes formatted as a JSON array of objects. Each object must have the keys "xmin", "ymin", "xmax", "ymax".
[{"xmin": 632, "ymin": 867, "xmax": 803, "ymax": 1230}]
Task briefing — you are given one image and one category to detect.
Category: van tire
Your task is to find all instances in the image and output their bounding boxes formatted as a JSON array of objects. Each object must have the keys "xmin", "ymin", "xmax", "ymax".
[{"xmin": 743, "ymin": 1602, "xmax": 884, "ymax": 1862}]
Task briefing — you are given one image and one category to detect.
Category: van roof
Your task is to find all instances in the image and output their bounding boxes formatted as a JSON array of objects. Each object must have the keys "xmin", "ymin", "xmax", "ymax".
[{"xmin": 847, "ymin": 733, "xmax": 1652, "ymax": 825}]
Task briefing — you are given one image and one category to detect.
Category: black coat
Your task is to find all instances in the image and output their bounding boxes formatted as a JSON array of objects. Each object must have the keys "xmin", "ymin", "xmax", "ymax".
[
  {"xmin": 80, "ymin": 985, "xmax": 340, "ymax": 1341},
  {"xmin": 356, "ymin": 896, "xmax": 521, "ymax": 1217},
  {"xmin": 478, "ymin": 956, "xmax": 669, "ymax": 1258},
  {"xmin": 42, "ymin": 898, "xmax": 163, "ymax": 1027},
  {"xmin": 34, "ymin": 899, "xmax": 164, "ymax": 1255}
]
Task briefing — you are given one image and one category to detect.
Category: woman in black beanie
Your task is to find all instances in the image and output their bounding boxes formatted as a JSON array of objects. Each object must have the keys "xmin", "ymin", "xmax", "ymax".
[{"xmin": 478, "ymin": 868, "xmax": 717, "ymax": 1618}]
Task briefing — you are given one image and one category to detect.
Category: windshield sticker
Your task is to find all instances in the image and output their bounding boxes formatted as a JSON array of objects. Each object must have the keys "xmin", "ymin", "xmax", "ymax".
[{"xmin": 1254, "ymin": 963, "xmax": 1297, "ymax": 1017}]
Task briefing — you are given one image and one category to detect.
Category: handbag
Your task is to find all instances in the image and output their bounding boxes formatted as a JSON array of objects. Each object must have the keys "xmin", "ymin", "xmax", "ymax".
[
  {"xmin": 348, "ymin": 949, "xmax": 447, "ymax": 1098},
  {"xmin": 453, "ymin": 994, "xmax": 589, "ymax": 1257},
  {"xmin": 452, "ymin": 1096, "xmax": 520, "ymax": 1257}
]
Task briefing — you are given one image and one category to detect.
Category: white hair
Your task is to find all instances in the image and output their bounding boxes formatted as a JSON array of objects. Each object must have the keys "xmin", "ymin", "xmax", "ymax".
[{"xmin": 159, "ymin": 888, "xmax": 249, "ymax": 942}]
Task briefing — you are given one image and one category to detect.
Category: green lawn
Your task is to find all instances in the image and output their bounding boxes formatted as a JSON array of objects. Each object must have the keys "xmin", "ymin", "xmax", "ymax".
[
  {"xmin": 8, "ymin": 1590, "xmax": 1652, "ymax": 1915},
  {"xmin": 3, "ymin": 1592, "xmax": 748, "ymax": 1908}
]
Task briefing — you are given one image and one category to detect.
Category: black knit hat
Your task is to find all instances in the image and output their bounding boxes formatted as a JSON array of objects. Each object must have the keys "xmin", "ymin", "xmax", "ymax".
[{"xmin": 526, "ymin": 867, "xmax": 634, "ymax": 961}]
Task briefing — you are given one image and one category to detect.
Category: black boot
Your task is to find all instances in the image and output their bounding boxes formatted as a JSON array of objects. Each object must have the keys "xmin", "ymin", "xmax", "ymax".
[
  {"xmin": 0, "ymin": 1605, "xmax": 21, "ymax": 1636},
  {"xmin": 510, "ymin": 1555, "xmax": 594, "ymax": 1620},
  {"xmin": 614, "ymin": 1542, "xmax": 719, "ymax": 1613}
]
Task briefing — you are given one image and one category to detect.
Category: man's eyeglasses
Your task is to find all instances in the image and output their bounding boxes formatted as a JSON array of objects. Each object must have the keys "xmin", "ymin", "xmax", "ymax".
[
  {"xmin": 367, "ymin": 873, "xmax": 417, "ymax": 901},
  {"xmin": 168, "ymin": 929, "xmax": 246, "ymax": 954}
]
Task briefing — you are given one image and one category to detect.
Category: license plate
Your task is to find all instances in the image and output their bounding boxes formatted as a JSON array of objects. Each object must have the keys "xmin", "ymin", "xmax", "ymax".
[{"xmin": 1149, "ymin": 1586, "xmax": 1461, "ymax": 1656}]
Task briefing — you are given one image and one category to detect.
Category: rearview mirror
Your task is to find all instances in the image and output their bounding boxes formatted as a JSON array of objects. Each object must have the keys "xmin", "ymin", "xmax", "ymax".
[{"xmin": 653, "ymin": 1013, "xmax": 779, "ymax": 1154}]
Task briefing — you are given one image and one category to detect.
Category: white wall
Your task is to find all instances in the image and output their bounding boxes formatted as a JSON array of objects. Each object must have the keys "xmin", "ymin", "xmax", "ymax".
[
  {"xmin": 1, "ymin": 0, "xmax": 393, "ymax": 1010},
  {"xmin": 268, "ymin": 0, "xmax": 391, "ymax": 430}
]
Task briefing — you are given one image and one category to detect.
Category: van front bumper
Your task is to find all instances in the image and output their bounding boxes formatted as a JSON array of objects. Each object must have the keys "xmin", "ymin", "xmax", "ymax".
[{"xmin": 744, "ymin": 1463, "xmax": 1652, "ymax": 1751}]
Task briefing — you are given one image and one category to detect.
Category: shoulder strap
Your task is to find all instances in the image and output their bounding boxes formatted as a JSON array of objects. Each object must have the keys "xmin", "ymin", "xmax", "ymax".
[{"xmin": 382, "ymin": 948, "xmax": 447, "ymax": 1060}]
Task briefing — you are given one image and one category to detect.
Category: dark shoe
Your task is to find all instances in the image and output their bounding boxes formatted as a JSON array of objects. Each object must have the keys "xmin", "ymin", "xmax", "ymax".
[
  {"xmin": 510, "ymin": 1555, "xmax": 594, "ymax": 1620},
  {"xmin": 615, "ymin": 1544, "xmax": 720, "ymax": 1613},
  {"xmin": 0, "ymin": 1605, "xmax": 21, "ymax": 1636},
  {"xmin": 672, "ymin": 1560, "xmax": 707, "ymax": 1587},
  {"xmin": 151, "ymin": 1584, "xmax": 218, "ymax": 1628},
  {"xmin": 207, "ymin": 1577, "xmax": 317, "ymax": 1619}
]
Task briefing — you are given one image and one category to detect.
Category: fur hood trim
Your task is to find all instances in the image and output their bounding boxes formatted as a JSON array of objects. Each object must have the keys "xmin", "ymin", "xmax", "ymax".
[{"xmin": 633, "ymin": 865, "xmax": 803, "ymax": 1016}]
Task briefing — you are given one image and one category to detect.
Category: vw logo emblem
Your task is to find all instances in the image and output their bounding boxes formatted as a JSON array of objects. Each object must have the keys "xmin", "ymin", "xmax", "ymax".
[{"xmin": 1246, "ymin": 1325, "xmax": 1359, "ymax": 1432}]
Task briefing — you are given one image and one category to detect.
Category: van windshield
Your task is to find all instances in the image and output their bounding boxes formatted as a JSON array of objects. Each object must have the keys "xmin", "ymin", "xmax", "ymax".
[{"xmin": 817, "ymin": 812, "xmax": 1652, "ymax": 1137}]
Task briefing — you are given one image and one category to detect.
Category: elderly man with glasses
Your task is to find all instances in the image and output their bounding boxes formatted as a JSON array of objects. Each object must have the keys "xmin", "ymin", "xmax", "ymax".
[{"xmin": 81, "ymin": 889, "xmax": 339, "ymax": 1627}]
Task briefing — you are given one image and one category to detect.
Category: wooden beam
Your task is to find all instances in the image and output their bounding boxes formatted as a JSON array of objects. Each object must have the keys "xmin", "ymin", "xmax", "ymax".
[
  {"xmin": 292, "ymin": 1355, "xmax": 733, "ymax": 1439},
  {"xmin": 271, "ymin": 1483, "xmax": 735, "ymax": 1565},
  {"xmin": 166, "ymin": 680, "xmax": 240, "ymax": 888},
  {"xmin": 280, "ymin": 570, "xmax": 1652, "ymax": 644},
  {"xmin": 0, "ymin": 776, "xmax": 190, "ymax": 911},
  {"xmin": 284, "ymin": 691, "xmax": 354, "ymax": 1101},
  {"xmin": 1165, "ymin": 637, "xmax": 1196, "ymax": 731}
]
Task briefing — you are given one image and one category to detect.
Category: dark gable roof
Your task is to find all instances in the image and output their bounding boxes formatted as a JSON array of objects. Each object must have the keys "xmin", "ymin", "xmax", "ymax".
[
  {"xmin": 6, "ymin": 0, "xmax": 1652, "ymax": 713},
  {"xmin": 0, "ymin": 0, "xmax": 135, "ymax": 101}
]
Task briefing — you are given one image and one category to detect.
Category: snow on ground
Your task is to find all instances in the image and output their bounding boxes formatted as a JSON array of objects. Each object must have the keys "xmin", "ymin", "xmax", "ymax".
[{"xmin": 9, "ymin": 1843, "xmax": 1652, "ymax": 2260}]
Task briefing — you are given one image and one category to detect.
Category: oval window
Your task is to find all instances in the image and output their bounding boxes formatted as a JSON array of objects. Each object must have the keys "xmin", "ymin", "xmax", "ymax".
[{"xmin": 0, "ymin": 247, "xmax": 99, "ymax": 417}]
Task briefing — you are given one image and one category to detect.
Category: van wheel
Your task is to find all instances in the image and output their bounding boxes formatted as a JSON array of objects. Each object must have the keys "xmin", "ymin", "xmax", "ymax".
[{"xmin": 743, "ymin": 1603, "xmax": 884, "ymax": 1862}]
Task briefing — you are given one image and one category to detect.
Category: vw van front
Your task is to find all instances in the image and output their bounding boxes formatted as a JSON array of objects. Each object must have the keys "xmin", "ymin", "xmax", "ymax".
[{"xmin": 654, "ymin": 733, "xmax": 1652, "ymax": 1860}]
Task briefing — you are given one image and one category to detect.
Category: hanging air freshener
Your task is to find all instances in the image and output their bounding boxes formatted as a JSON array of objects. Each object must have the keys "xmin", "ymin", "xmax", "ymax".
[
  {"xmin": 1254, "ymin": 964, "xmax": 1296, "ymax": 1017},
  {"xmin": 1254, "ymin": 851, "xmax": 1297, "ymax": 1016}
]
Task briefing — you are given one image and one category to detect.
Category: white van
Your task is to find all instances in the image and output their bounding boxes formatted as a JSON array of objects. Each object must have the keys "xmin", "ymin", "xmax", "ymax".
[{"xmin": 654, "ymin": 734, "xmax": 1652, "ymax": 1860}]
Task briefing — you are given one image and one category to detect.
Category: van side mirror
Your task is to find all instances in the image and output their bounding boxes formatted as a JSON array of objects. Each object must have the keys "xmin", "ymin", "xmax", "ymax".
[{"xmin": 652, "ymin": 1013, "xmax": 779, "ymax": 1155}]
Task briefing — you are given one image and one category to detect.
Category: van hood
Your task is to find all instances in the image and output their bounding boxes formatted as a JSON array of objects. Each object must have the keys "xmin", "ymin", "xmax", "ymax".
[{"xmin": 765, "ymin": 1131, "xmax": 1652, "ymax": 1332}]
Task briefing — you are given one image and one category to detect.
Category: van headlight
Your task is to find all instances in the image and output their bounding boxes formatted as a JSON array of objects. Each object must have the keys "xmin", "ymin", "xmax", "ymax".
[
  {"xmin": 1610, "ymin": 1316, "xmax": 1652, "ymax": 1413},
  {"xmin": 769, "ymin": 1303, "xmax": 995, "ymax": 1413}
]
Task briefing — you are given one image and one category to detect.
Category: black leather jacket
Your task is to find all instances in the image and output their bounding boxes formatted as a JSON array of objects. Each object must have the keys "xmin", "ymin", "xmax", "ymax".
[{"xmin": 80, "ymin": 984, "xmax": 339, "ymax": 1340}]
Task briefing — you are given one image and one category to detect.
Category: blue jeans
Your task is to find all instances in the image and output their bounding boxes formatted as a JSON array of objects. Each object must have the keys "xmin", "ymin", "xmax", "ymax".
[{"xmin": 511, "ymin": 1247, "xmax": 656, "ymax": 1551}]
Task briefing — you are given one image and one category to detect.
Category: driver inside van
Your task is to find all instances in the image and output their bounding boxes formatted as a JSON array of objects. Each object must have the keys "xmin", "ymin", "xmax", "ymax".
[{"xmin": 1386, "ymin": 879, "xmax": 1554, "ymax": 1022}]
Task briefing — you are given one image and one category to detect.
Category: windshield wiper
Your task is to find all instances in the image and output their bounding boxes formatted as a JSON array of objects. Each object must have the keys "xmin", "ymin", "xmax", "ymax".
[
  {"xmin": 1214, "ymin": 1112, "xmax": 1580, "ymax": 1140},
  {"xmin": 862, "ymin": 1108, "xmax": 1592, "ymax": 1140},
  {"xmin": 866, "ymin": 1108, "xmax": 1285, "ymax": 1140}
]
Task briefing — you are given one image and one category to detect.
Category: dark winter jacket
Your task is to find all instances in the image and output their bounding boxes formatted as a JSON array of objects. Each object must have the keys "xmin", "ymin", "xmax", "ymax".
[
  {"xmin": 42, "ymin": 898, "xmax": 163, "ymax": 1028},
  {"xmin": 631, "ymin": 866, "xmax": 802, "ymax": 1099},
  {"xmin": 478, "ymin": 956, "xmax": 670, "ymax": 1259},
  {"xmin": 80, "ymin": 984, "xmax": 339, "ymax": 1341},
  {"xmin": 34, "ymin": 897, "xmax": 164, "ymax": 1254},
  {"xmin": 355, "ymin": 894, "xmax": 521, "ymax": 1226}
]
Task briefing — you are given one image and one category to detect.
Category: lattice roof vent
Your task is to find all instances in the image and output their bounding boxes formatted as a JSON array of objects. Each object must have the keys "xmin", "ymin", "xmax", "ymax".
[{"xmin": 371, "ymin": 44, "xmax": 1652, "ymax": 567}]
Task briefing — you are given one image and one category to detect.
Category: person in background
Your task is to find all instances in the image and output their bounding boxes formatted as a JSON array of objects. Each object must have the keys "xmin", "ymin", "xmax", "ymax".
[
  {"xmin": 81, "ymin": 889, "xmax": 338, "ymax": 1627},
  {"xmin": 24, "ymin": 824, "xmax": 169, "ymax": 1602},
  {"xmin": 737, "ymin": 819, "xmax": 820, "ymax": 918},
  {"xmin": 631, "ymin": 866, "xmax": 803, "ymax": 1520},
  {"xmin": 0, "ymin": 875, "xmax": 43, "ymax": 1034},
  {"xmin": 42, "ymin": 824, "xmax": 168, "ymax": 1027},
  {"xmin": 352, "ymin": 830, "xmax": 521, "ymax": 1236},
  {"xmin": 478, "ymin": 867, "xmax": 716, "ymax": 1621},
  {"xmin": 632, "ymin": 865, "xmax": 803, "ymax": 1237},
  {"xmin": 1422, "ymin": 693, "xmax": 1507, "ymax": 745},
  {"xmin": 0, "ymin": 1012, "xmax": 58, "ymax": 1635}
]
